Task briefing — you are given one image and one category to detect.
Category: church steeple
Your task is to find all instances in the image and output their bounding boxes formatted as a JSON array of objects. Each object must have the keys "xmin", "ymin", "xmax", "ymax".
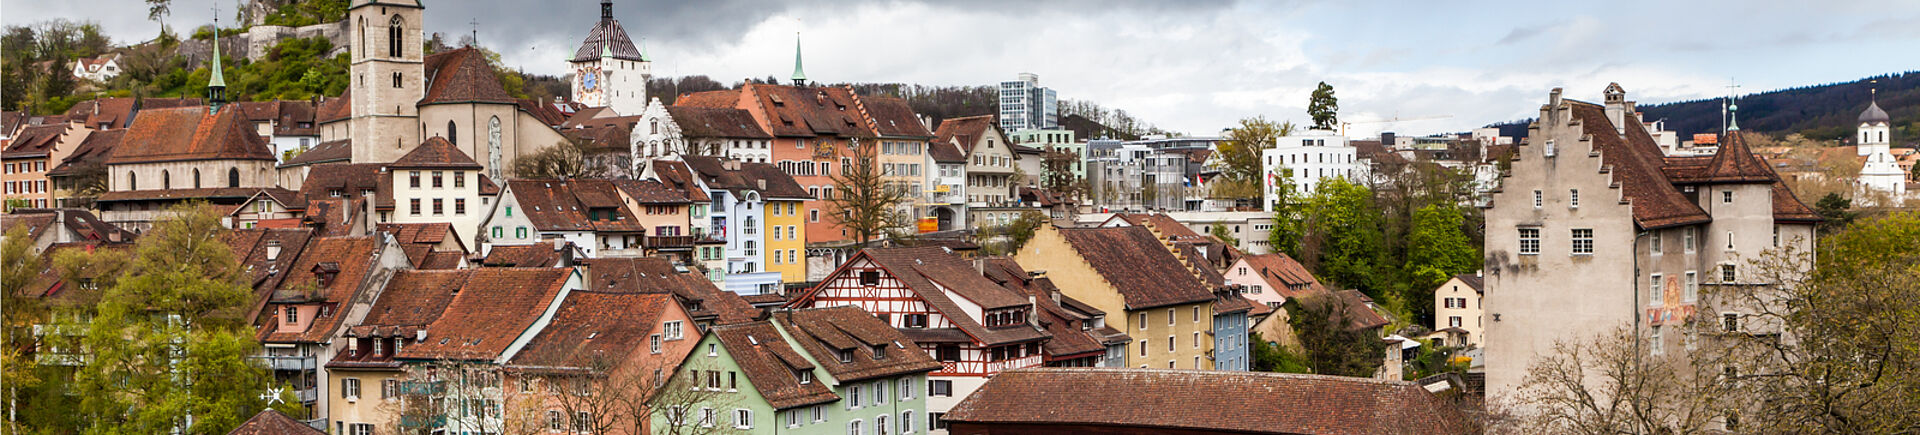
[
  {"xmin": 791, "ymin": 32, "xmax": 808, "ymax": 87},
  {"xmin": 601, "ymin": 0, "xmax": 613, "ymax": 21},
  {"xmin": 207, "ymin": 13, "xmax": 227, "ymax": 112}
]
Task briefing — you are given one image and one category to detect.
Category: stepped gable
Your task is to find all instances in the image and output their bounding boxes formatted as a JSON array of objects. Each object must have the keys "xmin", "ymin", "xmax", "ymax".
[
  {"xmin": 107, "ymin": 105, "xmax": 275, "ymax": 164},
  {"xmin": 773, "ymin": 306, "xmax": 944, "ymax": 382},
  {"xmin": 664, "ymin": 106, "xmax": 772, "ymax": 139},
  {"xmin": 391, "ymin": 136, "xmax": 482, "ymax": 169},
  {"xmin": 1561, "ymin": 102, "xmax": 1708, "ymax": 229},
  {"xmin": 945, "ymin": 368, "xmax": 1470, "ymax": 435},
  {"xmin": 1056, "ymin": 226, "xmax": 1216, "ymax": 310},
  {"xmin": 420, "ymin": 47, "xmax": 515, "ymax": 106},
  {"xmin": 507, "ymin": 291, "xmax": 675, "ymax": 370},
  {"xmin": 709, "ymin": 321, "xmax": 841, "ymax": 410}
]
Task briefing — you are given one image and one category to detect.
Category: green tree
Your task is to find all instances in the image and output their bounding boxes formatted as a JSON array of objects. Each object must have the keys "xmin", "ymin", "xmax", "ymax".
[
  {"xmin": 1308, "ymin": 81, "xmax": 1339, "ymax": 130},
  {"xmin": 1813, "ymin": 192, "xmax": 1855, "ymax": 230},
  {"xmin": 1209, "ymin": 223, "xmax": 1240, "ymax": 248},
  {"xmin": 71, "ymin": 204, "xmax": 295, "ymax": 433},
  {"xmin": 1249, "ymin": 332, "xmax": 1311, "ymax": 373},
  {"xmin": 1284, "ymin": 178, "xmax": 1385, "ymax": 297},
  {"xmin": 1286, "ymin": 293, "xmax": 1386, "ymax": 377},
  {"xmin": 1214, "ymin": 116, "xmax": 1296, "ymax": 202},
  {"xmin": 1405, "ymin": 204, "xmax": 1478, "ymax": 308}
]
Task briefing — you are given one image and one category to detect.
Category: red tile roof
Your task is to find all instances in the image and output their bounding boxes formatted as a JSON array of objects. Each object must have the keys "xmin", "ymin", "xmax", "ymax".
[
  {"xmin": 507, "ymin": 291, "xmax": 678, "ymax": 370},
  {"xmin": 1055, "ymin": 226, "xmax": 1217, "ymax": 309},
  {"xmin": 672, "ymin": 89, "xmax": 741, "ymax": 109},
  {"xmin": 1238, "ymin": 253, "xmax": 1328, "ymax": 300},
  {"xmin": 979, "ymin": 257, "xmax": 1124, "ymax": 358},
  {"xmin": 709, "ymin": 321, "xmax": 841, "ymax": 410},
  {"xmin": 227, "ymin": 409, "xmax": 325, "ymax": 435},
  {"xmin": 260, "ymin": 236, "xmax": 384, "ymax": 343},
  {"xmin": 611, "ymin": 179, "xmax": 693, "ymax": 204},
  {"xmin": 292, "ymin": 163, "xmax": 385, "ymax": 208},
  {"xmin": 737, "ymin": 84, "xmax": 874, "ymax": 139},
  {"xmin": 1553, "ymin": 103, "xmax": 1710, "ymax": 230},
  {"xmin": 504, "ymin": 179, "xmax": 644, "ymax": 232},
  {"xmin": 2, "ymin": 124, "xmax": 70, "ymax": 159},
  {"xmin": 48, "ymin": 129, "xmax": 123, "ymax": 176},
  {"xmin": 678, "ymin": 156, "xmax": 812, "ymax": 200},
  {"xmin": 315, "ymin": 92, "xmax": 350, "ymax": 123},
  {"xmin": 96, "ymin": 187, "xmax": 291, "ymax": 203},
  {"xmin": 390, "ymin": 136, "xmax": 483, "ymax": 169},
  {"xmin": 794, "ymin": 247, "xmax": 1048, "ymax": 346},
  {"xmin": 646, "ymin": 160, "xmax": 711, "ymax": 202},
  {"xmin": 397, "ymin": 268, "xmax": 573, "ymax": 361},
  {"xmin": 479, "ymin": 244, "xmax": 568, "ymax": 267},
  {"xmin": 279, "ymin": 139, "xmax": 351, "ymax": 167},
  {"xmin": 576, "ymin": 256, "xmax": 759, "ymax": 325},
  {"xmin": 664, "ymin": 106, "xmax": 773, "ymax": 139},
  {"xmin": 944, "ymin": 368, "xmax": 1470, "ymax": 435},
  {"xmin": 856, "ymin": 96, "xmax": 931, "ymax": 138},
  {"xmin": 420, "ymin": 47, "xmax": 515, "ymax": 106},
  {"xmin": 107, "ymin": 105, "xmax": 275, "ymax": 164},
  {"xmin": 934, "ymin": 115, "xmax": 995, "ymax": 153},
  {"xmin": 1298, "ymin": 290, "xmax": 1390, "ymax": 331},
  {"xmin": 772, "ymin": 306, "xmax": 943, "ymax": 382},
  {"xmin": 517, "ymin": 98, "xmax": 567, "ymax": 127}
]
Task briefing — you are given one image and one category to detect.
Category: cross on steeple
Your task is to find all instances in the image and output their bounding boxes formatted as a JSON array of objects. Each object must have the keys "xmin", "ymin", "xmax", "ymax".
[
  {"xmin": 470, "ymin": 18, "xmax": 479, "ymax": 47},
  {"xmin": 1722, "ymin": 78, "xmax": 1741, "ymax": 134}
]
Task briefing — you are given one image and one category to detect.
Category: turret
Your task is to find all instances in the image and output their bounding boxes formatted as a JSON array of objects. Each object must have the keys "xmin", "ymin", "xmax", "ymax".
[
  {"xmin": 791, "ymin": 32, "xmax": 808, "ymax": 87},
  {"xmin": 207, "ymin": 18, "xmax": 227, "ymax": 112}
]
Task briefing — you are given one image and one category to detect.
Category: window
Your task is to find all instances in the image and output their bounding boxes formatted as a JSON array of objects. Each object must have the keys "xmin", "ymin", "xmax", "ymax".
[
  {"xmin": 432, "ymin": 198, "xmax": 443, "ymax": 215},
  {"xmin": 1684, "ymin": 228, "xmax": 1697, "ymax": 253},
  {"xmin": 930, "ymin": 412, "xmax": 947, "ymax": 430},
  {"xmin": 813, "ymin": 405, "xmax": 826, "ymax": 422},
  {"xmin": 1650, "ymin": 274, "xmax": 1664, "ymax": 305},
  {"xmin": 1166, "ymin": 335, "xmax": 1174, "ymax": 352},
  {"xmin": 1449, "ymin": 316, "xmax": 1463, "ymax": 327},
  {"xmin": 1167, "ymin": 308, "xmax": 1175, "ymax": 325},
  {"xmin": 348, "ymin": 423, "xmax": 374, "ymax": 435},
  {"xmin": 898, "ymin": 378, "xmax": 913, "ymax": 400},
  {"xmin": 575, "ymin": 411, "xmax": 593, "ymax": 432},
  {"xmin": 455, "ymin": 198, "xmax": 466, "ymax": 215},
  {"xmin": 901, "ymin": 411, "xmax": 915, "ymax": 434},
  {"xmin": 788, "ymin": 408, "xmax": 801, "ymax": 427},
  {"xmin": 228, "ymin": 167, "xmax": 240, "ymax": 188},
  {"xmin": 1192, "ymin": 332, "xmax": 1201, "ymax": 349},
  {"xmin": 410, "ymin": 171, "xmax": 421, "ymax": 188},
  {"xmin": 1722, "ymin": 312, "xmax": 1739, "ymax": 332},
  {"xmin": 284, "ymin": 306, "xmax": 298, "ymax": 325},
  {"xmin": 1684, "ymin": 271, "xmax": 1698, "ymax": 302},
  {"xmin": 492, "ymin": 226, "xmax": 503, "ymax": 238},
  {"xmin": 664, "ymin": 321, "xmax": 684, "ymax": 340},
  {"xmin": 1651, "ymin": 231, "xmax": 1663, "ymax": 254},
  {"xmin": 1650, "ymin": 326, "xmax": 1664, "ymax": 355},
  {"xmin": 848, "ymin": 420, "xmax": 863, "ymax": 435},
  {"xmin": 387, "ymin": 15, "xmax": 404, "ymax": 57},
  {"xmin": 874, "ymin": 381, "xmax": 887, "ymax": 405},
  {"xmin": 1543, "ymin": 139, "xmax": 1556, "ymax": 157},
  {"xmin": 1571, "ymin": 229, "xmax": 1593, "ymax": 254},
  {"xmin": 708, "ymin": 343, "xmax": 718, "ymax": 357},
  {"xmin": 848, "ymin": 385, "xmax": 862, "ymax": 409},
  {"xmin": 548, "ymin": 411, "xmax": 563, "ymax": 431},
  {"xmin": 1721, "ymin": 191, "xmax": 1734, "ymax": 204},
  {"xmin": 1721, "ymin": 264, "xmax": 1737, "ymax": 283},
  {"xmin": 1518, "ymin": 228, "xmax": 1541, "ymax": 255},
  {"xmin": 1569, "ymin": 189, "xmax": 1579, "ymax": 208},
  {"xmin": 734, "ymin": 409, "xmax": 753, "ymax": 429},
  {"xmin": 341, "ymin": 377, "xmax": 361, "ymax": 399},
  {"xmin": 903, "ymin": 314, "xmax": 927, "ymax": 328},
  {"xmin": 699, "ymin": 408, "xmax": 715, "ymax": 428},
  {"xmin": 1532, "ymin": 190, "xmax": 1543, "ymax": 208},
  {"xmin": 1137, "ymin": 313, "xmax": 1147, "ymax": 329},
  {"xmin": 650, "ymin": 334, "xmax": 661, "ymax": 354},
  {"xmin": 1192, "ymin": 306, "xmax": 1200, "ymax": 323},
  {"xmin": 796, "ymin": 369, "xmax": 813, "ymax": 384},
  {"xmin": 410, "ymin": 199, "xmax": 421, "ymax": 216},
  {"xmin": 454, "ymin": 171, "xmax": 465, "ymax": 188},
  {"xmin": 516, "ymin": 227, "xmax": 528, "ymax": 238},
  {"xmin": 877, "ymin": 414, "xmax": 890, "ymax": 435},
  {"xmin": 432, "ymin": 171, "xmax": 444, "ymax": 188}
]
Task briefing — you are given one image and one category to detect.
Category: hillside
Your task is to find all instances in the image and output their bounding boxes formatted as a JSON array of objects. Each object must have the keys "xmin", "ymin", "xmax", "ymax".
[{"xmin": 1490, "ymin": 71, "xmax": 1920, "ymax": 145}]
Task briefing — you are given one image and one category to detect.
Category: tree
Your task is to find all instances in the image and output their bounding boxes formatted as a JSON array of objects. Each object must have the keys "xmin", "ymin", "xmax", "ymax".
[
  {"xmin": 1509, "ymin": 326, "xmax": 1732, "ymax": 434},
  {"xmin": 1813, "ymin": 192, "xmax": 1855, "ymax": 230},
  {"xmin": 70, "ymin": 203, "xmax": 296, "ymax": 433},
  {"xmin": 827, "ymin": 138, "xmax": 908, "ymax": 244},
  {"xmin": 1249, "ymin": 332, "xmax": 1311, "ymax": 373},
  {"xmin": 1214, "ymin": 116, "xmax": 1296, "ymax": 205},
  {"xmin": 1693, "ymin": 212, "xmax": 1920, "ymax": 433},
  {"xmin": 1308, "ymin": 82, "xmax": 1339, "ymax": 130},
  {"xmin": 1281, "ymin": 178, "xmax": 1385, "ymax": 297},
  {"xmin": 1285, "ymin": 293, "xmax": 1386, "ymax": 377},
  {"xmin": 1209, "ymin": 223, "xmax": 1240, "ymax": 248},
  {"xmin": 513, "ymin": 138, "xmax": 608, "ymax": 180},
  {"xmin": 145, "ymin": 0, "xmax": 172, "ymax": 23},
  {"xmin": 1039, "ymin": 148, "xmax": 1085, "ymax": 199},
  {"xmin": 977, "ymin": 211, "xmax": 1045, "ymax": 256},
  {"xmin": 1404, "ymin": 204, "xmax": 1478, "ymax": 318}
]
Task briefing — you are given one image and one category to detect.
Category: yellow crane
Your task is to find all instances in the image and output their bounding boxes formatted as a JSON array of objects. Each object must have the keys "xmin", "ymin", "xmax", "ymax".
[{"xmin": 1338, "ymin": 114, "xmax": 1453, "ymax": 136}]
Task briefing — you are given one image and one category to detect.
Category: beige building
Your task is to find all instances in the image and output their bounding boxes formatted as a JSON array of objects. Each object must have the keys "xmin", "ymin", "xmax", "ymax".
[
  {"xmin": 97, "ymin": 105, "xmax": 284, "ymax": 231},
  {"xmin": 1429, "ymin": 273, "xmax": 1483, "ymax": 348},
  {"xmin": 1015, "ymin": 223, "xmax": 1218, "ymax": 370},
  {"xmin": 1481, "ymin": 85, "xmax": 1820, "ymax": 407}
]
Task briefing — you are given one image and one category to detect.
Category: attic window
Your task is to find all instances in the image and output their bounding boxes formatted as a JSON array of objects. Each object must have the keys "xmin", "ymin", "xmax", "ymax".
[
  {"xmin": 837, "ymin": 348, "xmax": 853, "ymax": 363},
  {"xmin": 870, "ymin": 344, "xmax": 886, "ymax": 359},
  {"xmin": 859, "ymin": 271, "xmax": 880, "ymax": 286},
  {"xmin": 769, "ymin": 95, "xmax": 785, "ymax": 106},
  {"xmin": 794, "ymin": 369, "xmax": 812, "ymax": 384}
]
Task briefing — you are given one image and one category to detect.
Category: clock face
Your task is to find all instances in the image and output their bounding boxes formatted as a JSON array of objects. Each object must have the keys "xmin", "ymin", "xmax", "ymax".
[{"xmin": 582, "ymin": 70, "xmax": 599, "ymax": 92}]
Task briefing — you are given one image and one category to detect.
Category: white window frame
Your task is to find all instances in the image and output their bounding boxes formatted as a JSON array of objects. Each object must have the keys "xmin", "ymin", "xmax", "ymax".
[
  {"xmin": 1571, "ymin": 228, "xmax": 1593, "ymax": 255},
  {"xmin": 1568, "ymin": 189, "xmax": 1579, "ymax": 208},
  {"xmin": 1650, "ymin": 274, "xmax": 1664, "ymax": 306},
  {"xmin": 734, "ymin": 409, "xmax": 753, "ymax": 429},
  {"xmin": 1684, "ymin": 271, "xmax": 1698, "ymax": 302},
  {"xmin": 1518, "ymin": 227, "xmax": 1540, "ymax": 255}
]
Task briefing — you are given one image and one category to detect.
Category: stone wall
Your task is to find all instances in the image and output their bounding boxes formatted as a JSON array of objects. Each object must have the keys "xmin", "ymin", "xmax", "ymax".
[{"xmin": 174, "ymin": 20, "xmax": 348, "ymax": 65}]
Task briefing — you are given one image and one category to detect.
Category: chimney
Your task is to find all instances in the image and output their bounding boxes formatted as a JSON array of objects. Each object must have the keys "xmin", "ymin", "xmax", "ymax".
[
  {"xmin": 1549, "ymin": 87, "xmax": 1564, "ymax": 107},
  {"xmin": 1476, "ymin": 269, "xmax": 1483, "ymax": 278},
  {"xmin": 972, "ymin": 258, "xmax": 985, "ymax": 274},
  {"xmin": 757, "ymin": 179, "xmax": 767, "ymax": 190},
  {"xmin": 1603, "ymin": 83, "xmax": 1631, "ymax": 135},
  {"xmin": 1027, "ymin": 296, "xmax": 1039, "ymax": 326},
  {"xmin": 1048, "ymin": 288, "xmax": 1061, "ymax": 305}
]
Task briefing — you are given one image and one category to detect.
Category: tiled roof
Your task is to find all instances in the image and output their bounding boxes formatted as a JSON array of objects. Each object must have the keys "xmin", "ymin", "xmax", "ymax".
[
  {"xmin": 611, "ymin": 179, "xmax": 693, "ymax": 204},
  {"xmin": 517, "ymin": 98, "xmax": 567, "ymax": 127},
  {"xmin": 2, "ymin": 124, "xmax": 69, "ymax": 158},
  {"xmin": 260, "ymin": 236, "xmax": 383, "ymax": 343},
  {"xmin": 934, "ymin": 115, "xmax": 995, "ymax": 153},
  {"xmin": 107, "ymin": 105, "xmax": 276, "ymax": 164},
  {"xmin": 1452, "ymin": 273, "xmax": 1484, "ymax": 292},
  {"xmin": 359, "ymin": 269, "xmax": 469, "ymax": 330},
  {"xmin": 376, "ymin": 222, "xmax": 466, "ymax": 267},
  {"xmin": 672, "ymin": 89, "xmax": 740, "ymax": 109},
  {"xmin": 1055, "ymin": 226, "xmax": 1217, "ymax": 309},
  {"xmin": 794, "ymin": 247, "xmax": 1047, "ymax": 346},
  {"xmin": 420, "ymin": 47, "xmax": 515, "ymax": 106},
  {"xmin": 227, "ymin": 409, "xmax": 325, "ymax": 435},
  {"xmin": 1239, "ymin": 253, "xmax": 1328, "ymax": 300},
  {"xmin": 48, "ymin": 129, "xmax": 123, "ymax": 176},
  {"xmin": 505, "ymin": 179, "xmax": 643, "ymax": 232},
  {"xmin": 293, "ymin": 163, "xmax": 385, "ymax": 208},
  {"xmin": 1109, "ymin": 213, "xmax": 1203, "ymax": 238},
  {"xmin": 0, "ymin": 111, "xmax": 25, "ymax": 134},
  {"xmin": 944, "ymin": 368, "xmax": 1470, "ymax": 435},
  {"xmin": 927, "ymin": 140, "xmax": 966, "ymax": 163},
  {"xmin": 576, "ymin": 256, "xmax": 759, "ymax": 325},
  {"xmin": 64, "ymin": 98, "xmax": 136, "ymax": 129},
  {"xmin": 773, "ymin": 306, "xmax": 943, "ymax": 382},
  {"xmin": 570, "ymin": 12, "xmax": 645, "ymax": 62},
  {"xmin": 315, "ymin": 92, "xmax": 350, "ymax": 123},
  {"xmin": 233, "ymin": 101, "xmax": 317, "ymax": 136},
  {"xmin": 479, "ymin": 244, "xmax": 566, "ymax": 267},
  {"xmin": 710, "ymin": 321, "xmax": 841, "ymax": 410},
  {"xmin": 678, "ymin": 156, "xmax": 812, "ymax": 200},
  {"xmin": 1558, "ymin": 102, "xmax": 1710, "ymax": 229},
  {"xmin": 397, "ymin": 268, "xmax": 573, "ymax": 361},
  {"xmin": 280, "ymin": 139, "xmax": 351, "ymax": 167},
  {"xmin": 1298, "ymin": 290, "xmax": 1390, "ymax": 331},
  {"xmin": 979, "ymin": 257, "xmax": 1117, "ymax": 358},
  {"xmin": 857, "ymin": 96, "xmax": 931, "ymax": 138},
  {"xmin": 96, "ymin": 187, "xmax": 291, "ymax": 203},
  {"xmin": 224, "ymin": 228, "xmax": 316, "ymax": 316},
  {"xmin": 1665, "ymin": 131, "xmax": 1775, "ymax": 184},
  {"xmin": 391, "ymin": 136, "xmax": 483, "ymax": 169},
  {"xmin": 664, "ymin": 106, "xmax": 773, "ymax": 139},
  {"xmin": 738, "ymin": 84, "xmax": 874, "ymax": 138},
  {"xmin": 646, "ymin": 160, "xmax": 711, "ymax": 202},
  {"xmin": 419, "ymin": 250, "xmax": 464, "ymax": 269},
  {"xmin": 507, "ymin": 291, "xmax": 677, "ymax": 370}
]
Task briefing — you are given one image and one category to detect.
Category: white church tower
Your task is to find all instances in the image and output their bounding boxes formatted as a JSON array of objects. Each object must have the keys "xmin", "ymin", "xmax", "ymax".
[
  {"xmin": 1856, "ymin": 92, "xmax": 1906, "ymax": 200},
  {"xmin": 570, "ymin": 0, "xmax": 650, "ymax": 115}
]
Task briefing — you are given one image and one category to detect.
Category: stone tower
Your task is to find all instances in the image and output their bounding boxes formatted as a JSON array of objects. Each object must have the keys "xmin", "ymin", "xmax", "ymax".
[
  {"xmin": 348, "ymin": 0, "xmax": 425, "ymax": 164},
  {"xmin": 570, "ymin": 0, "xmax": 650, "ymax": 115}
]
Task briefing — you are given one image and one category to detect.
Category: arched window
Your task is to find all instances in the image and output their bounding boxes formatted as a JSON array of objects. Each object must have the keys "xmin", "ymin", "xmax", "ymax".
[
  {"xmin": 357, "ymin": 18, "xmax": 367, "ymax": 58},
  {"xmin": 447, "ymin": 120, "xmax": 458, "ymax": 146},
  {"xmin": 127, "ymin": 171, "xmax": 136, "ymax": 190},
  {"xmin": 228, "ymin": 167, "xmax": 240, "ymax": 188},
  {"xmin": 192, "ymin": 169, "xmax": 202, "ymax": 188},
  {"xmin": 162, "ymin": 170, "xmax": 171, "ymax": 189},
  {"xmin": 388, "ymin": 16, "xmax": 404, "ymax": 58}
]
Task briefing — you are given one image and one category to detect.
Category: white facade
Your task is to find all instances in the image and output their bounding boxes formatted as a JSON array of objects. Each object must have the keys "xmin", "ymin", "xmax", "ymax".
[
  {"xmin": 1857, "ymin": 102, "xmax": 1908, "ymax": 201},
  {"xmin": 997, "ymin": 73, "xmax": 1057, "ymax": 131},
  {"xmin": 1262, "ymin": 129, "xmax": 1364, "ymax": 210},
  {"xmin": 71, "ymin": 55, "xmax": 120, "ymax": 82},
  {"xmin": 387, "ymin": 169, "xmax": 489, "ymax": 246}
]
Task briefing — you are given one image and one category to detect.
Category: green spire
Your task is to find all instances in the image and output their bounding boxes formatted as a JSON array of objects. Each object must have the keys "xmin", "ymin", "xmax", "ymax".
[
  {"xmin": 601, "ymin": 40, "xmax": 613, "ymax": 59},
  {"xmin": 790, "ymin": 32, "xmax": 807, "ymax": 85},
  {"xmin": 207, "ymin": 18, "xmax": 227, "ymax": 110},
  {"xmin": 639, "ymin": 37, "xmax": 649, "ymax": 62}
]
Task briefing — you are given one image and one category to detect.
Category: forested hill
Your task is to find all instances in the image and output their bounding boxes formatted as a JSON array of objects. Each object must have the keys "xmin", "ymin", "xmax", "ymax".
[{"xmin": 1490, "ymin": 71, "xmax": 1920, "ymax": 145}]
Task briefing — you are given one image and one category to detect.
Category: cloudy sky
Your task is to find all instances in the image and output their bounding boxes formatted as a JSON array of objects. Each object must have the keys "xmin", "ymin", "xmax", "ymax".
[{"xmin": 6, "ymin": 0, "xmax": 1917, "ymax": 136}]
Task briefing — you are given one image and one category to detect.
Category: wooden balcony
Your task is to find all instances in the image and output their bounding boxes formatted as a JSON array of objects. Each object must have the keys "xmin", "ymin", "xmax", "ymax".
[{"xmin": 646, "ymin": 235, "xmax": 696, "ymax": 250}]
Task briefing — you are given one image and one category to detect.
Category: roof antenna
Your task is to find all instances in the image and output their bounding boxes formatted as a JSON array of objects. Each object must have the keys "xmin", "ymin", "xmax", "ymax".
[{"xmin": 469, "ymin": 18, "xmax": 479, "ymax": 47}]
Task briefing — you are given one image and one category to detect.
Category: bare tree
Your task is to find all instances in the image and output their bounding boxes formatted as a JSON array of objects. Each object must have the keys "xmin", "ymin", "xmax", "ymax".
[
  {"xmin": 827, "ymin": 138, "xmax": 908, "ymax": 244},
  {"xmin": 647, "ymin": 361, "xmax": 742, "ymax": 435},
  {"xmin": 1506, "ymin": 326, "xmax": 1734, "ymax": 435},
  {"xmin": 390, "ymin": 360, "xmax": 526, "ymax": 435},
  {"xmin": 513, "ymin": 138, "xmax": 610, "ymax": 180}
]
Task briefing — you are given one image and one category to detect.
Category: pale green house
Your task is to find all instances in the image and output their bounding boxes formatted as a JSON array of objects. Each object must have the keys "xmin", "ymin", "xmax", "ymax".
[
  {"xmin": 655, "ymin": 306, "xmax": 940, "ymax": 434},
  {"xmin": 1008, "ymin": 128, "xmax": 1084, "ymax": 180}
]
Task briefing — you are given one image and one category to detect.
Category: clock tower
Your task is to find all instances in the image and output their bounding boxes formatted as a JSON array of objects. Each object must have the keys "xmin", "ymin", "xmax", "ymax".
[{"xmin": 570, "ymin": 0, "xmax": 650, "ymax": 115}]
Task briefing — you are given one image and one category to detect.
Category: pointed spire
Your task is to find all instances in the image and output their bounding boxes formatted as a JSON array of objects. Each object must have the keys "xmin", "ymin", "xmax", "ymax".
[
  {"xmin": 639, "ymin": 37, "xmax": 649, "ymax": 62},
  {"xmin": 790, "ymin": 31, "xmax": 808, "ymax": 86},
  {"xmin": 1727, "ymin": 99, "xmax": 1740, "ymax": 131},
  {"xmin": 207, "ymin": 8, "xmax": 227, "ymax": 112},
  {"xmin": 601, "ymin": 40, "xmax": 612, "ymax": 59}
]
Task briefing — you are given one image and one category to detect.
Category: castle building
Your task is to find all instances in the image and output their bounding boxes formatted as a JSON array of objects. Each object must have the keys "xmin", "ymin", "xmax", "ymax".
[{"xmin": 569, "ymin": 0, "xmax": 651, "ymax": 115}]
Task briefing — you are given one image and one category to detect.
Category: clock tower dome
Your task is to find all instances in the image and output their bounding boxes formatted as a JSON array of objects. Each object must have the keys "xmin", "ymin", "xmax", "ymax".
[{"xmin": 570, "ymin": 0, "xmax": 650, "ymax": 115}]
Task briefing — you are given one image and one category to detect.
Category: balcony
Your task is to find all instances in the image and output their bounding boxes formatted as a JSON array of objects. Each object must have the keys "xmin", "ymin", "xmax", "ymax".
[
  {"xmin": 255, "ymin": 354, "xmax": 316, "ymax": 372},
  {"xmin": 984, "ymin": 355, "xmax": 1043, "ymax": 375},
  {"xmin": 294, "ymin": 387, "xmax": 318, "ymax": 403},
  {"xmin": 646, "ymin": 235, "xmax": 695, "ymax": 250}
]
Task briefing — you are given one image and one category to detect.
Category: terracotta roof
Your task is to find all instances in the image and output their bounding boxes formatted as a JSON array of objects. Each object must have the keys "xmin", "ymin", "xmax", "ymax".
[
  {"xmin": 504, "ymin": 179, "xmax": 643, "ymax": 232},
  {"xmin": 65, "ymin": 98, "xmax": 137, "ymax": 129},
  {"xmin": 611, "ymin": 179, "xmax": 693, "ymax": 204},
  {"xmin": 518, "ymin": 98, "xmax": 567, "ymax": 127},
  {"xmin": 678, "ymin": 156, "xmax": 812, "ymax": 200},
  {"xmin": 292, "ymin": 163, "xmax": 385, "ymax": 208},
  {"xmin": 507, "ymin": 291, "xmax": 677, "ymax": 370},
  {"xmin": 419, "ymin": 251, "xmax": 464, "ymax": 269},
  {"xmin": 569, "ymin": 11, "xmax": 645, "ymax": 62},
  {"xmin": 280, "ymin": 139, "xmax": 351, "ymax": 167},
  {"xmin": 2, "ymin": 124, "xmax": 70, "ymax": 158},
  {"xmin": 737, "ymin": 84, "xmax": 873, "ymax": 138},
  {"xmin": 96, "ymin": 187, "xmax": 290, "ymax": 203},
  {"xmin": 48, "ymin": 129, "xmax": 123, "ymax": 176},
  {"xmin": 480, "ymin": 244, "xmax": 567, "ymax": 267},
  {"xmin": 420, "ymin": 47, "xmax": 515, "ymax": 106},
  {"xmin": 0, "ymin": 111, "xmax": 25, "ymax": 134},
  {"xmin": 1109, "ymin": 213, "xmax": 1204, "ymax": 238},
  {"xmin": 1452, "ymin": 273, "xmax": 1484, "ymax": 292},
  {"xmin": 391, "ymin": 136, "xmax": 483, "ymax": 169},
  {"xmin": 664, "ymin": 106, "xmax": 773, "ymax": 139},
  {"xmin": 1298, "ymin": 290, "xmax": 1390, "ymax": 331},
  {"xmin": 227, "ymin": 409, "xmax": 325, "ymax": 435},
  {"xmin": 709, "ymin": 321, "xmax": 841, "ymax": 410},
  {"xmin": 233, "ymin": 101, "xmax": 317, "ymax": 136},
  {"xmin": 259, "ymin": 236, "xmax": 384, "ymax": 343},
  {"xmin": 979, "ymin": 257, "xmax": 1121, "ymax": 358},
  {"xmin": 944, "ymin": 368, "xmax": 1470, "ymax": 435},
  {"xmin": 224, "ymin": 228, "xmax": 316, "ymax": 311},
  {"xmin": 1055, "ymin": 226, "xmax": 1217, "ymax": 309},
  {"xmin": 1557, "ymin": 103, "xmax": 1710, "ymax": 229},
  {"xmin": 576, "ymin": 256, "xmax": 759, "ymax": 325},
  {"xmin": 359, "ymin": 269, "xmax": 469, "ymax": 330},
  {"xmin": 672, "ymin": 89, "xmax": 741, "ymax": 109},
  {"xmin": 107, "ymin": 106, "xmax": 275, "ymax": 164},
  {"xmin": 1665, "ymin": 131, "xmax": 1775, "ymax": 184},
  {"xmin": 376, "ymin": 222, "xmax": 467, "ymax": 267},
  {"xmin": 797, "ymin": 247, "xmax": 1048, "ymax": 346},
  {"xmin": 562, "ymin": 115, "xmax": 635, "ymax": 153},
  {"xmin": 928, "ymin": 140, "xmax": 966, "ymax": 163},
  {"xmin": 934, "ymin": 115, "xmax": 995, "ymax": 153},
  {"xmin": 646, "ymin": 160, "xmax": 711, "ymax": 202},
  {"xmin": 1238, "ymin": 253, "xmax": 1328, "ymax": 300},
  {"xmin": 398, "ymin": 268, "xmax": 573, "ymax": 361},
  {"xmin": 315, "ymin": 92, "xmax": 350, "ymax": 123},
  {"xmin": 773, "ymin": 306, "xmax": 943, "ymax": 382},
  {"xmin": 857, "ymin": 96, "xmax": 931, "ymax": 138}
]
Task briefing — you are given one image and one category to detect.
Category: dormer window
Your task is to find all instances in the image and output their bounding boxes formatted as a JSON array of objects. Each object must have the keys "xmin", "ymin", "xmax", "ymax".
[
  {"xmin": 837, "ymin": 348, "xmax": 853, "ymax": 363},
  {"xmin": 795, "ymin": 369, "xmax": 812, "ymax": 384},
  {"xmin": 283, "ymin": 306, "xmax": 298, "ymax": 325},
  {"xmin": 372, "ymin": 337, "xmax": 383, "ymax": 356},
  {"xmin": 870, "ymin": 344, "xmax": 886, "ymax": 359}
]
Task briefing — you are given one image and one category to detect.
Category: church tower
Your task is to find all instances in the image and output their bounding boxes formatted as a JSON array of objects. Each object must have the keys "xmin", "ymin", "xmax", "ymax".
[
  {"xmin": 348, "ymin": 0, "xmax": 425, "ymax": 164},
  {"xmin": 1857, "ymin": 89, "xmax": 1906, "ymax": 199},
  {"xmin": 570, "ymin": 0, "xmax": 651, "ymax": 115}
]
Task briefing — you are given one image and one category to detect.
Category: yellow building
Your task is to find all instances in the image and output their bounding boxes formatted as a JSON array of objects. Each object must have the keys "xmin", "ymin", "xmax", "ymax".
[
  {"xmin": 764, "ymin": 198, "xmax": 807, "ymax": 283},
  {"xmin": 1014, "ymin": 222, "xmax": 1218, "ymax": 370}
]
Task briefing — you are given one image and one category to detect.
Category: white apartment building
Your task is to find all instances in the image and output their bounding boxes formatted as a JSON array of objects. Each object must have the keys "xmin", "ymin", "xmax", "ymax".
[{"xmin": 1262, "ymin": 129, "xmax": 1365, "ymax": 210}]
